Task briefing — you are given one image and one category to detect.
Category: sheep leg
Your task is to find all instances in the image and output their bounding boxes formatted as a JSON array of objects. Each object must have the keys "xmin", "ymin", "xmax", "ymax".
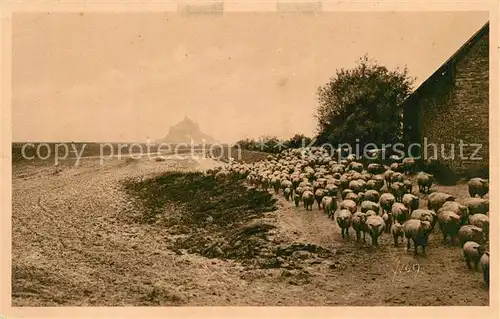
[
  {"xmin": 474, "ymin": 260, "xmax": 479, "ymax": 272},
  {"xmin": 464, "ymin": 256, "xmax": 472, "ymax": 269},
  {"xmin": 483, "ymin": 269, "xmax": 489, "ymax": 288}
]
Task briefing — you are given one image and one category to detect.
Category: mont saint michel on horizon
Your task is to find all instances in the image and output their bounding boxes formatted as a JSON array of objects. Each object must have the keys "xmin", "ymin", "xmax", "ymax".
[
  {"xmin": 157, "ymin": 115, "xmax": 218, "ymax": 145},
  {"xmin": 9, "ymin": 9, "xmax": 492, "ymax": 309}
]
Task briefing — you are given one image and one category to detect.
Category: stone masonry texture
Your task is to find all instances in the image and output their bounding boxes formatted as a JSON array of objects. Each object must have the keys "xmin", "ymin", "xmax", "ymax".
[{"xmin": 403, "ymin": 23, "xmax": 489, "ymax": 176}]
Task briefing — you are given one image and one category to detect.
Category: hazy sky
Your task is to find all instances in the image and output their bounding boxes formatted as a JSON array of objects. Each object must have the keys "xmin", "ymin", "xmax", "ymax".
[{"xmin": 12, "ymin": 11, "xmax": 488, "ymax": 143}]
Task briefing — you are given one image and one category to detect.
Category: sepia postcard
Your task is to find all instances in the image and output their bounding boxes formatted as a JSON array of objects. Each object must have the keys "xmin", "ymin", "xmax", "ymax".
[{"xmin": 1, "ymin": 1, "xmax": 498, "ymax": 318}]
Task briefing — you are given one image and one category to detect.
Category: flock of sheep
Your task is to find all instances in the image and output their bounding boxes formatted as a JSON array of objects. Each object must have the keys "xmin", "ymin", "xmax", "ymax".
[{"xmin": 205, "ymin": 147, "xmax": 490, "ymax": 289}]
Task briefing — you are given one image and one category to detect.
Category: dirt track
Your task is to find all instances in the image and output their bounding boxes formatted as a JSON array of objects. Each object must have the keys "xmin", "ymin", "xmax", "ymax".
[{"xmin": 12, "ymin": 157, "xmax": 489, "ymax": 306}]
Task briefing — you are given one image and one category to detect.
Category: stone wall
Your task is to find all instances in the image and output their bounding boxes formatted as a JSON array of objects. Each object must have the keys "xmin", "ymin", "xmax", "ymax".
[
  {"xmin": 451, "ymin": 30, "xmax": 489, "ymax": 171},
  {"xmin": 403, "ymin": 25, "xmax": 489, "ymax": 178}
]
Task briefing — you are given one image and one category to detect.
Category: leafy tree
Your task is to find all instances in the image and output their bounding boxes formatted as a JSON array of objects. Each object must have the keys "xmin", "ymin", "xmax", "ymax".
[
  {"xmin": 235, "ymin": 134, "xmax": 313, "ymax": 154},
  {"xmin": 235, "ymin": 138, "xmax": 256, "ymax": 150},
  {"xmin": 315, "ymin": 55, "xmax": 415, "ymax": 149},
  {"xmin": 287, "ymin": 134, "xmax": 313, "ymax": 149},
  {"xmin": 258, "ymin": 135, "xmax": 283, "ymax": 154}
]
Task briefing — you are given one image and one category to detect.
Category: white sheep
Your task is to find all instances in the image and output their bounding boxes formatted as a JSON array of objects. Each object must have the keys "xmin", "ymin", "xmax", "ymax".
[
  {"xmin": 403, "ymin": 219, "xmax": 432, "ymax": 255},
  {"xmin": 302, "ymin": 190, "xmax": 314, "ymax": 211},
  {"xmin": 437, "ymin": 210, "xmax": 461, "ymax": 245},
  {"xmin": 336, "ymin": 209, "xmax": 353, "ymax": 240},
  {"xmin": 458, "ymin": 225, "xmax": 484, "ymax": 247},
  {"xmin": 391, "ymin": 222, "xmax": 405, "ymax": 247},
  {"xmin": 340, "ymin": 199, "xmax": 357, "ymax": 214},
  {"xmin": 365, "ymin": 215, "xmax": 385, "ymax": 246},
  {"xmin": 462, "ymin": 241, "xmax": 486, "ymax": 271},
  {"xmin": 322, "ymin": 196, "xmax": 337, "ymax": 219},
  {"xmin": 469, "ymin": 213, "xmax": 489, "ymax": 242},
  {"xmin": 352, "ymin": 212, "xmax": 367, "ymax": 243}
]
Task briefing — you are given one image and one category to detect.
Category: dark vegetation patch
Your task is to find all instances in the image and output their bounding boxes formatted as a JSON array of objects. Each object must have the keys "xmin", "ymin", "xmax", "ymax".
[
  {"xmin": 121, "ymin": 171, "xmax": 278, "ymax": 264},
  {"xmin": 121, "ymin": 172, "xmax": 336, "ymax": 270}
]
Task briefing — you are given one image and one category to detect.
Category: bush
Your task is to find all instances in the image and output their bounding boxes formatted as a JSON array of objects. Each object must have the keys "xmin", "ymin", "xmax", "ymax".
[
  {"xmin": 459, "ymin": 165, "xmax": 489, "ymax": 181},
  {"xmin": 235, "ymin": 134, "xmax": 313, "ymax": 154}
]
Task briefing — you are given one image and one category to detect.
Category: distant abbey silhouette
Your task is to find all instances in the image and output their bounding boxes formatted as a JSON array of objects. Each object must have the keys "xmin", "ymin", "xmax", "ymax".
[{"xmin": 158, "ymin": 115, "xmax": 217, "ymax": 144}]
